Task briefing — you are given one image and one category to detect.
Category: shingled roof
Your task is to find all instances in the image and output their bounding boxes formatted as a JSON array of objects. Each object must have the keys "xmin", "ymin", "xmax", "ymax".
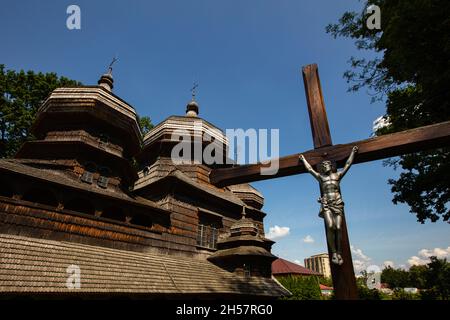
[
  {"xmin": 0, "ymin": 234, "xmax": 289, "ymax": 297},
  {"xmin": 272, "ymin": 258, "xmax": 322, "ymax": 276}
]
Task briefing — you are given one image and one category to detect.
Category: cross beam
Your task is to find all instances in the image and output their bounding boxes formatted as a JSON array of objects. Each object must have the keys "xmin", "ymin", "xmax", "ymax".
[
  {"xmin": 303, "ymin": 64, "xmax": 333, "ymax": 148},
  {"xmin": 210, "ymin": 120, "xmax": 450, "ymax": 186},
  {"xmin": 209, "ymin": 63, "xmax": 450, "ymax": 300}
]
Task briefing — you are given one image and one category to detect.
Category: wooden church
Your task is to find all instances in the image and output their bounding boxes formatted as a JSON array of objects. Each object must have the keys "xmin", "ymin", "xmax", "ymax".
[{"xmin": 0, "ymin": 70, "xmax": 289, "ymax": 298}]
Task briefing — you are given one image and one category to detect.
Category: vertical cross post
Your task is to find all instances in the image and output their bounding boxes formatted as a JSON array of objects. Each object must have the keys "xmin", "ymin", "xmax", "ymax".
[
  {"xmin": 302, "ymin": 64, "xmax": 333, "ymax": 148},
  {"xmin": 302, "ymin": 64, "xmax": 358, "ymax": 299}
]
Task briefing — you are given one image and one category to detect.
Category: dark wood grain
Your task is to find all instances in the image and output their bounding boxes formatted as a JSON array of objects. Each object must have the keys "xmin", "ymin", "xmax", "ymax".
[
  {"xmin": 327, "ymin": 214, "xmax": 358, "ymax": 299},
  {"xmin": 302, "ymin": 64, "xmax": 333, "ymax": 148},
  {"xmin": 303, "ymin": 64, "xmax": 357, "ymax": 299}
]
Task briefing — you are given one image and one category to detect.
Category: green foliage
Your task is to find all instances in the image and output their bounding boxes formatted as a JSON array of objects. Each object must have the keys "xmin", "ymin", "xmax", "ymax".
[
  {"xmin": 424, "ymin": 257, "xmax": 450, "ymax": 299},
  {"xmin": 408, "ymin": 265, "xmax": 427, "ymax": 289},
  {"xmin": 379, "ymin": 257, "xmax": 449, "ymax": 300},
  {"xmin": 356, "ymin": 270, "xmax": 368, "ymax": 287},
  {"xmin": 419, "ymin": 288, "xmax": 440, "ymax": 300},
  {"xmin": 0, "ymin": 64, "xmax": 81, "ymax": 158},
  {"xmin": 392, "ymin": 289, "xmax": 420, "ymax": 300},
  {"xmin": 319, "ymin": 276, "xmax": 333, "ymax": 287},
  {"xmin": 278, "ymin": 275, "xmax": 322, "ymax": 300},
  {"xmin": 357, "ymin": 270, "xmax": 389, "ymax": 300},
  {"xmin": 381, "ymin": 266, "xmax": 410, "ymax": 288},
  {"xmin": 356, "ymin": 257, "xmax": 449, "ymax": 300},
  {"xmin": 326, "ymin": 0, "xmax": 450, "ymax": 223},
  {"xmin": 138, "ymin": 116, "xmax": 154, "ymax": 136},
  {"xmin": 357, "ymin": 283, "xmax": 383, "ymax": 300}
]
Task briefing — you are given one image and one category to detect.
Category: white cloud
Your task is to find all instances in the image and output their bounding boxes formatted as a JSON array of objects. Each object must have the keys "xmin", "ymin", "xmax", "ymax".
[
  {"xmin": 353, "ymin": 260, "xmax": 366, "ymax": 273},
  {"xmin": 265, "ymin": 225, "xmax": 290, "ymax": 240},
  {"xmin": 294, "ymin": 260, "xmax": 303, "ymax": 265},
  {"xmin": 351, "ymin": 245, "xmax": 372, "ymax": 273},
  {"xmin": 351, "ymin": 245, "xmax": 370, "ymax": 261},
  {"xmin": 372, "ymin": 115, "xmax": 391, "ymax": 135},
  {"xmin": 383, "ymin": 260, "xmax": 395, "ymax": 268},
  {"xmin": 303, "ymin": 235, "xmax": 314, "ymax": 243},
  {"xmin": 419, "ymin": 247, "xmax": 450, "ymax": 259},
  {"xmin": 408, "ymin": 256, "xmax": 429, "ymax": 266},
  {"xmin": 407, "ymin": 246, "xmax": 450, "ymax": 266}
]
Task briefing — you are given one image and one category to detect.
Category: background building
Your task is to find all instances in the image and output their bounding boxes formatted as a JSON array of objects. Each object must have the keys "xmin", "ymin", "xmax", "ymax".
[
  {"xmin": 272, "ymin": 258, "xmax": 322, "ymax": 278},
  {"xmin": 304, "ymin": 253, "xmax": 331, "ymax": 278},
  {"xmin": 319, "ymin": 284, "xmax": 334, "ymax": 296}
]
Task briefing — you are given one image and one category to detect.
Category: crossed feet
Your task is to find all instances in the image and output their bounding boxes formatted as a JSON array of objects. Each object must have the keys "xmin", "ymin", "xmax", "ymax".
[{"xmin": 332, "ymin": 253, "xmax": 344, "ymax": 265}]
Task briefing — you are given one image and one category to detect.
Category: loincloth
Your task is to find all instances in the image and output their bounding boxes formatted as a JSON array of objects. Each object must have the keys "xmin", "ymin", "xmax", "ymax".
[{"xmin": 318, "ymin": 197, "xmax": 344, "ymax": 218}]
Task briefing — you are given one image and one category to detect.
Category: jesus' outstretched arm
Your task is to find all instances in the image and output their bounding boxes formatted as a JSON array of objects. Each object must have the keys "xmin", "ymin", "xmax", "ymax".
[
  {"xmin": 339, "ymin": 146, "xmax": 359, "ymax": 179},
  {"xmin": 299, "ymin": 154, "xmax": 321, "ymax": 182}
]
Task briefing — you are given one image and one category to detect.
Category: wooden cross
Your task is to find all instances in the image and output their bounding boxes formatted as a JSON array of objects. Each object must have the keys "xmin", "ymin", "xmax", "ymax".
[
  {"xmin": 191, "ymin": 82, "xmax": 199, "ymax": 100},
  {"xmin": 107, "ymin": 56, "xmax": 118, "ymax": 74},
  {"xmin": 210, "ymin": 64, "xmax": 450, "ymax": 299}
]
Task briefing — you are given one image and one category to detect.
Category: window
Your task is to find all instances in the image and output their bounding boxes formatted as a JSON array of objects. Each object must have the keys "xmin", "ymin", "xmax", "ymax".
[
  {"xmin": 143, "ymin": 166, "xmax": 150, "ymax": 176},
  {"xmin": 196, "ymin": 211, "xmax": 223, "ymax": 249},
  {"xmin": 0, "ymin": 181, "xmax": 13, "ymax": 198},
  {"xmin": 102, "ymin": 206, "xmax": 126, "ymax": 222},
  {"xmin": 23, "ymin": 187, "xmax": 58, "ymax": 207},
  {"xmin": 97, "ymin": 166, "xmax": 111, "ymax": 188},
  {"xmin": 97, "ymin": 175, "xmax": 109, "ymax": 188},
  {"xmin": 197, "ymin": 224, "xmax": 219, "ymax": 249},
  {"xmin": 243, "ymin": 264, "xmax": 251, "ymax": 278},
  {"xmin": 64, "ymin": 197, "xmax": 95, "ymax": 215},
  {"xmin": 99, "ymin": 133, "xmax": 109, "ymax": 144},
  {"xmin": 130, "ymin": 214, "xmax": 152, "ymax": 228},
  {"xmin": 81, "ymin": 162, "xmax": 96, "ymax": 184},
  {"xmin": 81, "ymin": 171, "xmax": 94, "ymax": 184}
]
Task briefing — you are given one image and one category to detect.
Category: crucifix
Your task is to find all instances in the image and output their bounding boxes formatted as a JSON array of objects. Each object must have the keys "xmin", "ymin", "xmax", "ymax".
[
  {"xmin": 209, "ymin": 63, "xmax": 450, "ymax": 299},
  {"xmin": 299, "ymin": 146, "xmax": 358, "ymax": 266}
]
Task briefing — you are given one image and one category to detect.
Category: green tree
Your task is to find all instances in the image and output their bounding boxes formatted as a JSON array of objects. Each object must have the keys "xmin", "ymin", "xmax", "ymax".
[
  {"xmin": 0, "ymin": 65, "xmax": 81, "ymax": 158},
  {"xmin": 319, "ymin": 276, "xmax": 333, "ymax": 287},
  {"xmin": 278, "ymin": 275, "xmax": 322, "ymax": 300},
  {"xmin": 381, "ymin": 266, "xmax": 409, "ymax": 288},
  {"xmin": 379, "ymin": 258, "xmax": 449, "ymax": 300},
  {"xmin": 391, "ymin": 288, "xmax": 420, "ymax": 300},
  {"xmin": 424, "ymin": 257, "xmax": 450, "ymax": 300},
  {"xmin": 326, "ymin": 0, "xmax": 450, "ymax": 223},
  {"xmin": 355, "ymin": 271, "xmax": 389, "ymax": 300},
  {"xmin": 408, "ymin": 265, "xmax": 427, "ymax": 289},
  {"xmin": 357, "ymin": 283, "xmax": 383, "ymax": 300},
  {"xmin": 138, "ymin": 116, "xmax": 154, "ymax": 136}
]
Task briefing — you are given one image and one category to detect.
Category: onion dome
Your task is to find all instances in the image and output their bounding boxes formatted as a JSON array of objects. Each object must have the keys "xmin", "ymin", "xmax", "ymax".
[
  {"xmin": 98, "ymin": 72, "xmax": 114, "ymax": 91},
  {"xmin": 186, "ymin": 100, "xmax": 199, "ymax": 117},
  {"xmin": 97, "ymin": 57, "xmax": 117, "ymax": 92},
  {"xmin": 16, "ymin": 60, "xmax": 141, "ymax": 188}
]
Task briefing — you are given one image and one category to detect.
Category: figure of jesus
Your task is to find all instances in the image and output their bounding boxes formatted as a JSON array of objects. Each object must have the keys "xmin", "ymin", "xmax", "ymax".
[{"xmin": 299, "ymin": 146, "xmax": 358, "ymax": 265}]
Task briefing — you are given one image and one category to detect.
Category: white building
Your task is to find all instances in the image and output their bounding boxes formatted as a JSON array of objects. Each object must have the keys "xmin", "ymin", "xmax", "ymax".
[{"xmin": 304, "ymin": 253, "xmax": 331, "ymax": 278}]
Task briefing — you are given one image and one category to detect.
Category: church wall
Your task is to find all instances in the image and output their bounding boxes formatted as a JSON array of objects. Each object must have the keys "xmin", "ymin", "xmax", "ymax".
[{"xmin": 0, "ymin": 197, "xmax": 166, "ymax": 253}]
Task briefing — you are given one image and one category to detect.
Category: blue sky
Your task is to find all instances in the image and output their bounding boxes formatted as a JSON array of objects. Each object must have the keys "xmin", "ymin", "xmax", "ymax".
[{"xmin": 1, "ymin": 0, "xmax": 448, "ymax": 272}]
